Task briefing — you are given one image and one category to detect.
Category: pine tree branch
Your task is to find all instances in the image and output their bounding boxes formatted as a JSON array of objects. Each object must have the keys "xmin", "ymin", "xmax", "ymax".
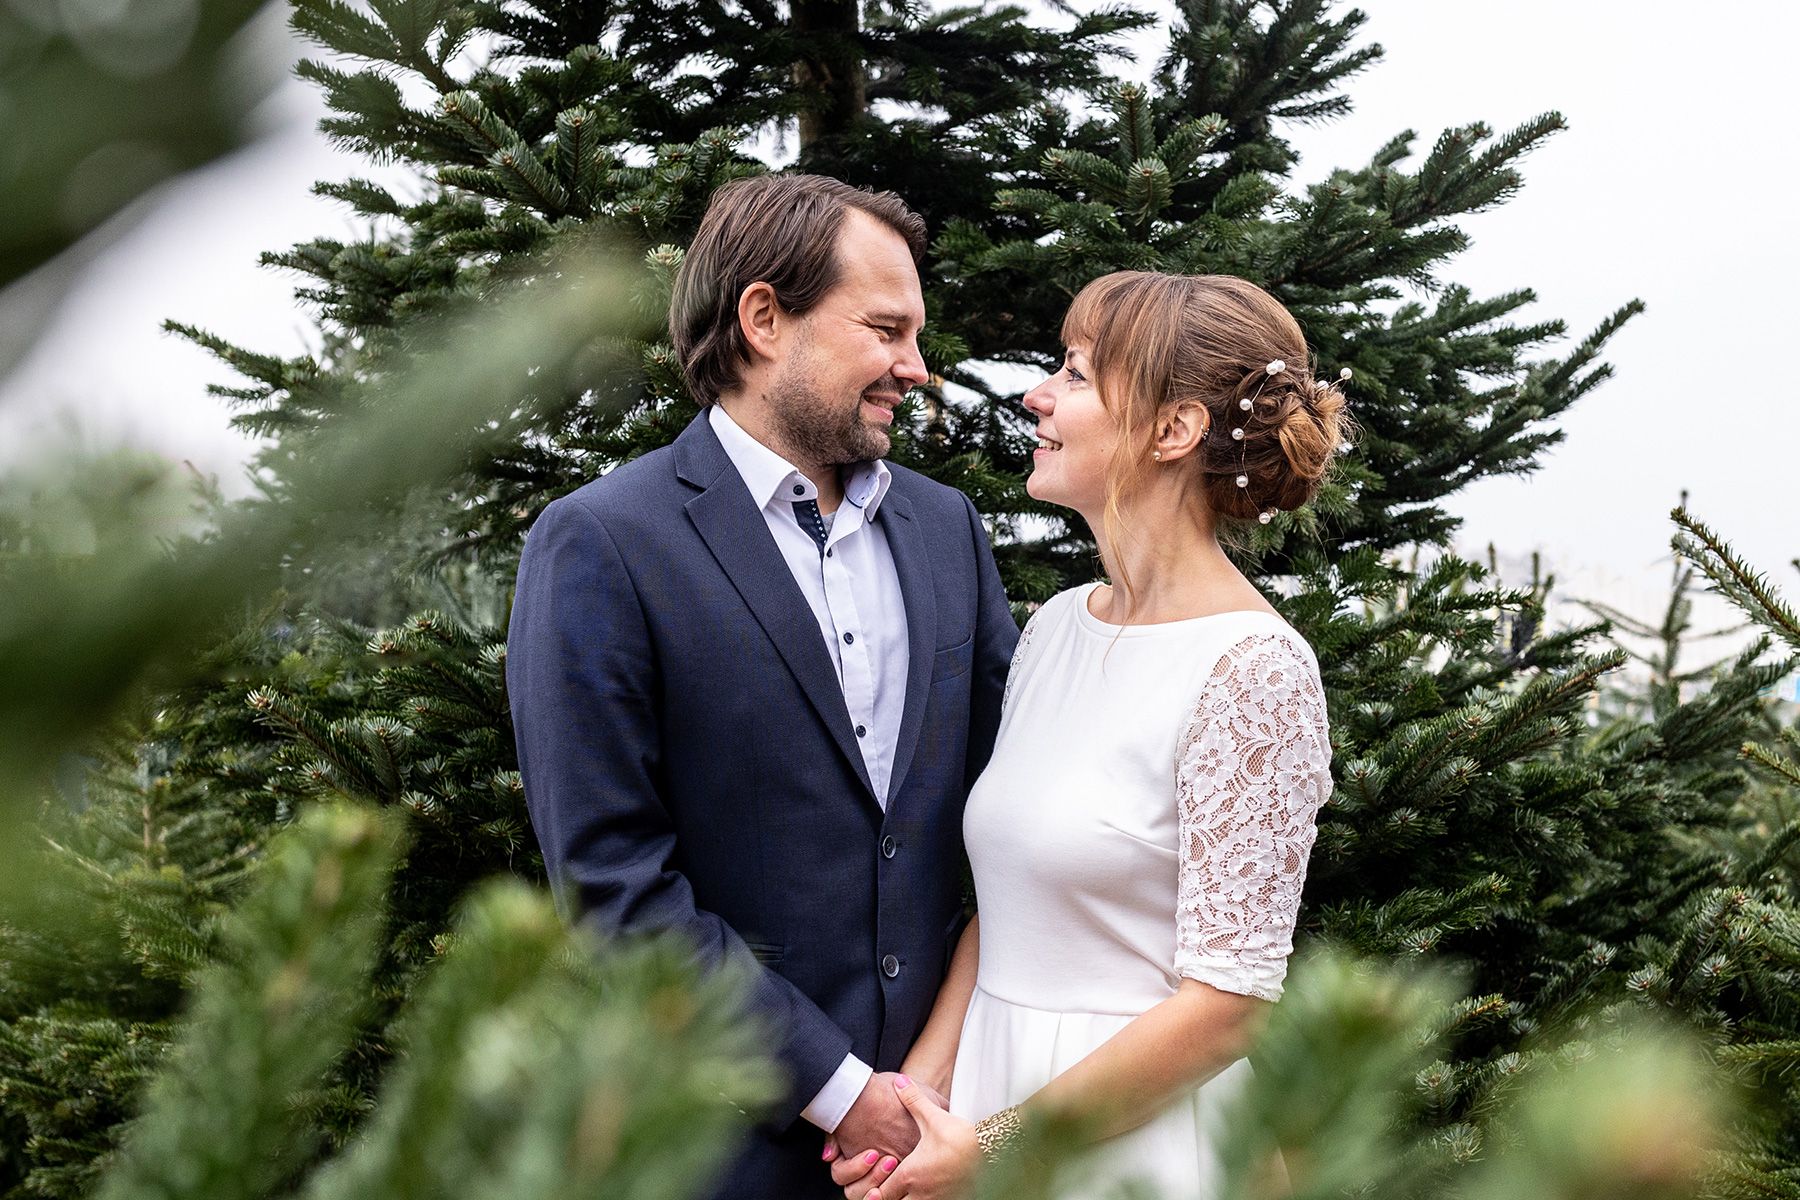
[
  {"xmin": 1672, "ymin": 506, "xmax": 1800, "ymax": 656},
  {"xmin": 1745, "ymin": 743, "xmax": 1800, "ymax": 791}
]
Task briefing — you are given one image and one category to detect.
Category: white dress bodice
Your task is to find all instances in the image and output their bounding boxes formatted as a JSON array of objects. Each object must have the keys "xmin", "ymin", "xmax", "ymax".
[{"xmin": 950, "ymin": 583, "xmax": 1334, "ymax": 1198}]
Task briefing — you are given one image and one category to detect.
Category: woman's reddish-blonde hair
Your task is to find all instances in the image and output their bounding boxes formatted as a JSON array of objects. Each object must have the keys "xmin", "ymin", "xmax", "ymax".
[{"xmin": 1061, "ymin": 271, "xmax": 1357, "ymax": 602}]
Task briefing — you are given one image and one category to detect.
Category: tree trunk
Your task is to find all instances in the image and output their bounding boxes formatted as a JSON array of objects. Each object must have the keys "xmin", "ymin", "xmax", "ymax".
[{"xmin": 790, "ymin": 0, "xmax": 866, "ymax": 148}]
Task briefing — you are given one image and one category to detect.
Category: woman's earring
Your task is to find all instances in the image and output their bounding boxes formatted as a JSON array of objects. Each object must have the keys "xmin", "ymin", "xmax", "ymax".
[{"xmin": 1152, "ymin": 450, "xmax": 1162, "ymax": 461}]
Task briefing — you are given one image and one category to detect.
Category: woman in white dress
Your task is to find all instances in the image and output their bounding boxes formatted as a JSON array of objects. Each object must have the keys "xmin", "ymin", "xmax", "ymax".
[{"xmin": 827, "ymin": 271, "xmax": 1352, "ymax": 1200}]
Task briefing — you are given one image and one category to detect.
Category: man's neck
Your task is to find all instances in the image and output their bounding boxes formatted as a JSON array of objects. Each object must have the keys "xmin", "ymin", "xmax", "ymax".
[{"xmin": 715, "ymin": 395, "xmax": 846, "ymax": 513}]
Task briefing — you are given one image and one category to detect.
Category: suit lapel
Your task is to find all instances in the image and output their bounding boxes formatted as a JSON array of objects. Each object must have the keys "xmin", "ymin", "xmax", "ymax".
[
  {"xmin": 676, "ymin": 414, "xmax": 878, "ymax": 803},
  {"xmin": 878, "ymin": 488, "xmax": 936, "ymax": 809}
]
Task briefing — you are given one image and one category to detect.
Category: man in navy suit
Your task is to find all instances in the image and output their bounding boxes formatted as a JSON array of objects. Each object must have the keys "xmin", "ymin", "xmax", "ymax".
[{"xmin": 505, "ymin": 173, "xmax": 1018, "ymax": 1198}]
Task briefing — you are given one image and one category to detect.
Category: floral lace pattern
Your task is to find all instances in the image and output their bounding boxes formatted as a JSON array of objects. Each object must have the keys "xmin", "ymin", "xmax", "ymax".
[
  {"xmin": 1001, "ymin": 605, "xmax": 1042, "ymax": 714},
  {"xmin": 1173, "ymin": 632, "xmax": 1332, "ymax": 1002}
]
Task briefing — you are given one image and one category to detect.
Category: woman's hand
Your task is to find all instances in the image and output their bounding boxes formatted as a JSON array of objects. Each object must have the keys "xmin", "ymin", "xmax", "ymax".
[
  {"xmin": 826, "ymin": 1077, "xmax": 951, "ymax": 1199},
  {"xmin": 868, "ymin": 1074, "xmax": 979, "ymax": 1200},
  {"xmin": 827, "ymin": 1143, "xmax": 899, "ymax": 1199}
]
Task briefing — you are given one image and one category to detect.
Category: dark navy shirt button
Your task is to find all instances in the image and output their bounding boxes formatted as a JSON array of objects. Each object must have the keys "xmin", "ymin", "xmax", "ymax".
[
  {"xmin": 843, "ymin": 631, "xmax": 855, "ymax": 644},
  {"xmin": 826, "ymin": 548, "xmax": 832, "ymax": 557},
  {"xmin": 793, "ymin": 484, "xmax": 804, "ymax": 496},
  {"xmin": 855, "ymin": 724, "xmax": 867, "ymax": 738},
  {"xmin": 881, "ymin": 954, "xmax": 900, "ymax": 978},
  {"xmin": 881, "ymin": 835, "xmax": 897, "ymax": 859}
]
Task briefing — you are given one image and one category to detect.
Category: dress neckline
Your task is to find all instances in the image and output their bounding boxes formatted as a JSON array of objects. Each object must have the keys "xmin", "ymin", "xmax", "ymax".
[{"xmin": 1072, "ymin": 582, "xmax": 1288, "ymax": 638}]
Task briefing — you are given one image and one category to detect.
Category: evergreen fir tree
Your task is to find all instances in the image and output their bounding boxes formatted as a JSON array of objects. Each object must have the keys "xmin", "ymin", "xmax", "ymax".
[
  {"xmin": 81, "ymin": 805, "xmax": 779, "ymax": 1200},
  {"xmin": 5, "ymin": 0, "xmax": 1798, "ymax": 1196},
  {"xmin": 0, "ymin": 608, "xmax": 321, "ymax": 1194},
  {"xmin": 1660, "ymin": 507, "xmax": 1800, "ymax": 1197},
  {"xmin": 1571, "ymin": 491, "xmax": 1757, "ymax": 724}
]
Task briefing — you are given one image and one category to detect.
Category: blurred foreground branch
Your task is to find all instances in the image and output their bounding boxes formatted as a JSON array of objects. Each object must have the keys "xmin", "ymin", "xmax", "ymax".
[{"xmin": 0, "ymin": 239, "xmax": 637, "ymax": 845}]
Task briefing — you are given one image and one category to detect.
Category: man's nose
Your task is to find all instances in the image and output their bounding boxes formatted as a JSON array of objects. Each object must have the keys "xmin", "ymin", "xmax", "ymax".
[{"xmin": 893, "ymin": 335, "xmax": 930, "ymax": 385}]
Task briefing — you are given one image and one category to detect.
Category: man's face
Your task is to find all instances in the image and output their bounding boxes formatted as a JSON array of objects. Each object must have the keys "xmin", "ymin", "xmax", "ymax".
[{"xmin": 765, "ymin": 208, "xmax": 929, "ymax": 467}]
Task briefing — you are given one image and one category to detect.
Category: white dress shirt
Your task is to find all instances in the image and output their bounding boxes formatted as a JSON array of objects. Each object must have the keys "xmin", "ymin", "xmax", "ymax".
[{"xmin": 708, "ymin": 403, "xmax": 910, "ymax": 1132}]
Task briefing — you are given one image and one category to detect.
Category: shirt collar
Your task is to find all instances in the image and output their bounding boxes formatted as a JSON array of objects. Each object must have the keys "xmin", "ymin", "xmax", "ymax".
[{"xmin": 708, "ymin": 403, "xmax": 891, "ymax": 519}]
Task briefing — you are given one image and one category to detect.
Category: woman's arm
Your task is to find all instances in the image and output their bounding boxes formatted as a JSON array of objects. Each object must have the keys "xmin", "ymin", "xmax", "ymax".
[
  {"xmin": 1023, "ymin": 977, "xmax": 1267, "ymax": 1142},
  {"xmin": 899, "ymin": 914, "xmax": 981, "ymax": 1094}
]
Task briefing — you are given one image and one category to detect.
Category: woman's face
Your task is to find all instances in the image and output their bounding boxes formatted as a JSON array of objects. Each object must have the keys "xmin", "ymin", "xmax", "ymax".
[{"xmin": 1021, "ymin": 343, "xmax": 1118, "ymax": 515}]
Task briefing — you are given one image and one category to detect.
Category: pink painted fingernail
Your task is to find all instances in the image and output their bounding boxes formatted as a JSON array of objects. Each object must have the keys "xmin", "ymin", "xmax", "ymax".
[
  {"xmin": 822, "ymin": 1144, "xmax": 834, "ymax": 1161},
  {"xmin": 895, "ymin": 1074, "xmax": 912, "ymax": 1088},
  {"xmin": 864, "ymin": 1150, "xmax": 880, "ymax": 1165},
  {"xmin": 880, "ymin": 1156, "xmax": 898, "ymax": 1172}
]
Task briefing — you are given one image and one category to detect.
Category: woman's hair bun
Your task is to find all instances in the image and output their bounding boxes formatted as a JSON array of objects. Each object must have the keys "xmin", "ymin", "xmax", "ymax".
[
  {"xmin": 1205, "ymin": 365, "xmax": 1358, "ymax": 521},
  {"xmin": 1277, "ymin": 373, "xmax": 1353, "ymax": 486}
]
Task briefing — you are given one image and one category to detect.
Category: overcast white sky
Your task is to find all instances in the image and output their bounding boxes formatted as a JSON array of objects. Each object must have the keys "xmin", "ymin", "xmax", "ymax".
[{"xmin": 3, "ymin": 0, "xmax": 1795, "ymax": 641}]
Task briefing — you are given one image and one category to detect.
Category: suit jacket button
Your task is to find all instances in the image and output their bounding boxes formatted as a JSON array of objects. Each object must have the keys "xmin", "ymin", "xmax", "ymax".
[
  {"xmin": 881, "ymin": 954, "xmax": 901, "ymax": 978},
  {"xmin": 881, "ymin": 835, "xmax": 897, "ymax": 859}
]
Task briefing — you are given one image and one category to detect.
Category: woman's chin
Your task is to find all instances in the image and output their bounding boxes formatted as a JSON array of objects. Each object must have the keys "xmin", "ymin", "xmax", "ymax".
[{"xmin": 1025, "ymin": 471, "xmax": 1067, "ymax": 508}]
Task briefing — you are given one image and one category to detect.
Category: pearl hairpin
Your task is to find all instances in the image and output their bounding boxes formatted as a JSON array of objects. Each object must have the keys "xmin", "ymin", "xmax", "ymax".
[{"xmin": 1235, "ymin": 360, "xmax": 1289, "ymax": 529}]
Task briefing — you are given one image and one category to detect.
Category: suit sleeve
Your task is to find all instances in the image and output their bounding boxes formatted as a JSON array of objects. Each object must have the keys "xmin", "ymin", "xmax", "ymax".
[
  {"xmin": 961, "ymin": 492, "xmax": 1019, "ymax": 793},
  {"xmin": 506, "ymin": 495, "xmax": 854, "ymax": 1129}
]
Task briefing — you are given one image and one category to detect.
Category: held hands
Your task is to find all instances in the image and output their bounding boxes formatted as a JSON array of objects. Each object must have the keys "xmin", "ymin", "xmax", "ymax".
[
  {"xmin": 826, "ymin": 1075, "xmax": 978, "ymax": 1200},
  {"xmin": 829, "ymin": 1071, "xmax": 929, "ymax": 1169},
  {"xmin": 824, "ymin": 1072, "xmax": 940, "ymax": 1199}
]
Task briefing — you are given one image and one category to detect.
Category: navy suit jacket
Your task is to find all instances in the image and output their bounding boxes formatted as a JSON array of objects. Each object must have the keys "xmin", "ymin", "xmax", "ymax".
[{"xmin": 506, "ymin": 410, "xmax": 1017, "ymax": 1198}]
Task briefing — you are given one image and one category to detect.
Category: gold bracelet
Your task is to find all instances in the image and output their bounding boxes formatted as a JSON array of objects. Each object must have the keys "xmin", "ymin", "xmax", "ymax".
[{"xmin": 973, "ymin": 1104, "xmax": 1023, "ymax": 1163}]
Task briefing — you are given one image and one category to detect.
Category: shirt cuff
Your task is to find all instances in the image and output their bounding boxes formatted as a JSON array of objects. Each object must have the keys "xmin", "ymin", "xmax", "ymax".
[{"xmin": 801, "ymin": 1052, "xmax": 874, "ymax": 1133}]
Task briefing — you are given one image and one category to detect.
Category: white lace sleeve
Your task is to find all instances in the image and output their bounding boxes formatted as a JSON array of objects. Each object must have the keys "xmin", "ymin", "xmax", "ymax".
[{"xmin": 1172, "ymin": 631, "xmax": 1333, "ymax": 1002}]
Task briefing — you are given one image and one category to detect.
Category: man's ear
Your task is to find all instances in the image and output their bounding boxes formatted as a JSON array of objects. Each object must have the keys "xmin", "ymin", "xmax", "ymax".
[
  {"xmin": 1154, "ymin": 400, "xmax": 1209, "ymax": 462},
  {"xmin": 738, "ymin": 281, "xmax": 784, "ymax": 364}
]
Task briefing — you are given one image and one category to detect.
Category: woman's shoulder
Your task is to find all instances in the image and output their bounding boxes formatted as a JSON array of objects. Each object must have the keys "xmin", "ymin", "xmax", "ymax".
[
  {"xmin": 1193, "ymin": 620, "xmax": 1327, "ymax": 726},
  {"xmin": 1017, "ymin": 584, "xmax": 1092, "ymax": 631},
  {"xmin": 1209, "ymin": 607, "xmax": 1313, "ymax": 647},
  {"xmin": 1201, "ymin": 613, "xmax": 1320, "ymax": 674}
]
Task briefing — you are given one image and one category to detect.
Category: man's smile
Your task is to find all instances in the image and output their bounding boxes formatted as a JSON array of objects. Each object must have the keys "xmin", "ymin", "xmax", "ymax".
[{"xmin": 862, "ymin": 390, "xmax": 904, "ymax": 422}]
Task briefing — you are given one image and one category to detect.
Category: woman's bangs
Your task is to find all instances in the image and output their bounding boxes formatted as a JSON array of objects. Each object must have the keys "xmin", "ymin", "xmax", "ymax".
[{"xmin": 1059, "ymin": 281, "xmax": 1106, "ymax": 351}]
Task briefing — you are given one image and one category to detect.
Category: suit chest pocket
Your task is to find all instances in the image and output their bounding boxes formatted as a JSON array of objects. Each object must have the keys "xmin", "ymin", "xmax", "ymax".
[{"xmin": 931, "ymin": 635, "xmax": 973, "ymax": 683}]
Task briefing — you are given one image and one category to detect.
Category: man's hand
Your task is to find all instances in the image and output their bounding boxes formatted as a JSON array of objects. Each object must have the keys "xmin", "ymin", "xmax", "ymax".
[
  {"xmin": 834, "ymin": 1072, "xmax": 924, "ymax": 1162},
  {"xmin": 826, "ymin": 1074, "xmax": 949, "ymax": 1198}
]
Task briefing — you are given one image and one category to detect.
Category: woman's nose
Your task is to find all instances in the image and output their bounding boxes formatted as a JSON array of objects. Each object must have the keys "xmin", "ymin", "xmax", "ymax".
[{"xmin": 1022, "ymin": 379, "xmax": 1053, "ymax": 416}]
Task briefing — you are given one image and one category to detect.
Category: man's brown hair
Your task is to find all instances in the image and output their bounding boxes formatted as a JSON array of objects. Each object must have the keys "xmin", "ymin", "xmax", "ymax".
[{"xmin": 669, "ymin": 174, "xmax": 927, "ymax": 404}]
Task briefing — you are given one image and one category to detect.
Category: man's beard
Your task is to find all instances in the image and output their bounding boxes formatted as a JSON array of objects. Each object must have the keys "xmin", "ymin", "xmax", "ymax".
[{"xmin": 767, "ymin": 359, "xmax": 896, "ymax": 468}]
